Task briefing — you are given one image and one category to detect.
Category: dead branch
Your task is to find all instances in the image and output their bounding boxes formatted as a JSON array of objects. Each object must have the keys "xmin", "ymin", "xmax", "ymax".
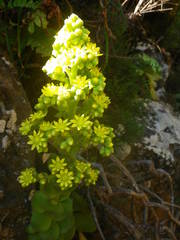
[
  {"xmin": 110, "ymin": 157, "xmax": 160, "ymax": 224},
  {"xmin": 122, "ymin": 0, "xmax": 175, "ymax": 17},
  {"xmin": 102, "ymin": 203, "xmax": 143, "ymax": 240},
  {"xmin": 92, "ymin": 162, "xmax": 113, "ymax": 194},
  {"xmin": 99, "ymin": 0, "xmax": 116, "ymax": 40},
  {"xmin": 145, "ymin": 202, "xmax": 180, "ymax": 227},
  {"xmin": 134, "ymin": 0, "xmax": 144, "ymax": 14},
  {"xmin": 162, "ymin": 226, "xmax": 177, "ymax": 240},
  {"xmin": 122, "ymin": 0, "xmax": 129, "ymax": 7},
  {"xmin": 87, "ymin": 189, "xmax": 106, "ymax": 240},
  {"xmin": 110, "ymin": 155, "xmax": 140, "ymax": 192},
  {"xmin": 140, "ymin": 185, "xmax": 180, "ymax": 211},
  {"xmin": 92, "ymin": 153, "xmax": 180, "ymax": 239}
]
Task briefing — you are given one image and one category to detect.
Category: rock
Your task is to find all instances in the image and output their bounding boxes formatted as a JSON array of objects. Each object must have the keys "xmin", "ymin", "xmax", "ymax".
[
  {"xmin": 143, "ymin": 101, "xmax": 180, "ymax": 163},
  {"xmin": 0, "ymin": 187, "xmax": 4, "ymax": 199},
  {"xmin": 6, "ymin": 110, "xmax": 17, "ymax": 132},
  {"xmin": 2, "ymin": 135, "xmax": 10, "ymax": 151},
  {"xmin": 133, "ymin": 43, "xmax": 180, "ymax": 166},
  {"xmin": 115, "ymin": 143, "xmax": 131, "ymax": 161},
  {"xmin": 0, "ymin": 55, "xmax": 34, "ymax": 239},
  {"xmin": 0, "ymin": 56, "xmax": 31, "ymax": 123},
  {"xmin": 0, "ymin": 120, "xmax": 6, "ymax": 133}
]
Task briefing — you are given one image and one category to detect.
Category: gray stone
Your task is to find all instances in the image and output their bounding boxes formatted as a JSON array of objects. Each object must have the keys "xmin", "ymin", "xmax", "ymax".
[
  {"xmin": 143, "ymin": 101, "xmax": 180, "ymax": 163},
  {"xmin": 0, "ymin": 54, "xmax": 34, "ymax": 239},
  {"xmin": 0, "ymin": 120, "xmax": 6, "ymax": 133}
]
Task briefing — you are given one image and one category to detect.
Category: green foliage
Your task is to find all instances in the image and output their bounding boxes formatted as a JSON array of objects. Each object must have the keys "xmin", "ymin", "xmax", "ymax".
[
  {"xmin": 27, "ymin": 179, "xmax": 96, "ymax": 240},
  {"xmin": 105, "ymin": 52, "xmax": 162, "ymax": 142},
  {"xmin": 135, "ymin": 53, "xmax": 162, "ymax": 100},
  {"xmin": 0, "ymin": 0, "xmax": 57, "ymax": 66},
  {"xmin": 7, "ymin": 0, "xmax": 40, "ymax": 9},
  {"xmin": 27, "ymin": 190, "xmax": 77, "ymax": 240},
  {"xmin": 27, "ymin": 28, "xmax": 57, "ymax": 56},
  {"xmin": 28, "ymin": 9, "xmax": 48, "ymax": 34},
  {"xmin": 73, "ymin": 192, "xmax": 96, "ymax": 233},
  {"xmin": 18, "ymin": 13, "xmax": 114, "ymax": 239}
]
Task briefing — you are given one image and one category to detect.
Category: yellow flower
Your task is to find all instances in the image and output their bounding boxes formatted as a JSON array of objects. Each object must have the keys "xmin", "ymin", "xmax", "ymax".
[
  {"xmin": 71, "ymin": 114, "xmax": 92, "ymax": 131},
  {"xmin": 53, "ymin": 119, "xmax": 70, "ymax": 133},
  {"xmin": 38, "ymin": 173, "xmax": 47, "ymax": 185},
  {"xmin": 49, "ymin": 157, "xmax": 67, "ymax": 174},
  {"xmin": 75, "ymin": 160, "xmax": 90, "ymax": 173},
  {"xmin": 42, "ymin": 83, "xmax": 58, "ymax": 97},
  {"xmin": 19, "ymin": 119, "xmax": 31, "ymax": 135},
  {"xmin": 74, "ymin": 160, "xmax": 90, "ymax": 184},
  {"xmin": 56, "ymin": 169, "xmax": 74, "ymax": 190},
  {"xmin": 40, "ymin": 121, "xmax": 53, "ymax": 131},
  {"xmin": 29, "ymin": 111, "xmax": 47, "ymax": 122},
  {"xmin": 93, "ymin": 94, "xmax": 110, "ymax": 110},
  {"xmin": 94, "ymin": 125, "xmax": 110, "ymax": 143},
  {"xmin": 28, "ymin": 130, "xmax": 47, "ymax": 153},
  {"xmin": 71, "ymin": 76, "xmax": 91, "ymax": 91},
  {"xmin": 18, "ymin": 168, "xmax": 37, "ymax": 187},
  {"xmin": 85, "ymin": 168, "xmax": 99, "ymax": 185}
]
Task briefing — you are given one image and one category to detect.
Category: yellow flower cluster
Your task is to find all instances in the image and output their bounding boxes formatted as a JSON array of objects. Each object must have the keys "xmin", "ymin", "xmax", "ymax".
[
  {"xmin": 74, "ymin": 160, "xmax": 99, "ymax": 186},
  {"xmin": 19, "ymin": 119, "xmax": 32, "ymax": 135},
  {"xmin": 53, "ymin": 119, "xmax": 70, "ymax": 133},
  {"xmin": 93, "ymin": 123, "xmax": 114, "ymax": 156},
  {"xmin": 56, "ymin": 169, "xmax": 74, "ymax": 190},
  {"xmin": 71, "ymin": 114, "xmax": 92, "ymax": 131},
  {"xmin": 92, "ymin": 93, "xmax": 111, "ymax": 117},
  {"xmin": 19, "ymin": 14, "xmax": 114, "ymax": 157},
  {"xmin": 18, "ymin": 168, "xmax": 37, "ymax": 187},
  {"xmin": 28, "ymin": 130, "xmax": 47, "ymax": 153},
  {"xmin": 19, "ymin": 14, "xmax": 114, "ymax": 191},
  {"xmin": 48, "ymin": 156, "xmax": 99, "ymax": 191},
  {"xmin": 85, "ymin": 168, "xmax": 99, "ymax": 185},
  {"xmin": 49, "ymin": 156, "xmax": 67, "ymax": 174}
]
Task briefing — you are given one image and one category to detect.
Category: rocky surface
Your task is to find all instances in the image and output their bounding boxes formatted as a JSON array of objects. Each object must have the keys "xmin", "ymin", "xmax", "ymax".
[
  {"xmin": 0, "ymin": 55, "xmax": 34, "ymax": 239},
  {"xmin": 133, "ymin": 44, "xmax": 180, "ymax": 169},
  {"xmin": 143, "ymin": 101, "xmax": 180, "ymax": 164}
]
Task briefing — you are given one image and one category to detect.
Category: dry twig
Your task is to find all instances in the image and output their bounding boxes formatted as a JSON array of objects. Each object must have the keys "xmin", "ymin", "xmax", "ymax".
[
  {"xmin": 102, "ymin": 203, "xmax": 143, "ymax": 240},
  {"xmin": 93, "ymin": 155, "xmax": 180, "ymax": 239},
  {"xmin": 122, "ymin": 0, "xmax": 175, "ymax": 17},
  {"xmin": 87, "ymin": 189, "xmax": 106, "ymax": 240}
]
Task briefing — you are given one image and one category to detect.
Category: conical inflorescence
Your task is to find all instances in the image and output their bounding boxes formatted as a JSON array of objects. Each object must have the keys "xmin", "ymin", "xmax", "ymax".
[{"xmin": 19, "ymin": 13, "xmax": 114, "ymax": 191}]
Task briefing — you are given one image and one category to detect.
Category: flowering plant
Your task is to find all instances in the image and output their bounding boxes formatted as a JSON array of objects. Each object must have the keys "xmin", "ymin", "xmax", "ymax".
[{"xmin": 19, "ymin": 13, "xmax": 114, "ymax": 240}]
